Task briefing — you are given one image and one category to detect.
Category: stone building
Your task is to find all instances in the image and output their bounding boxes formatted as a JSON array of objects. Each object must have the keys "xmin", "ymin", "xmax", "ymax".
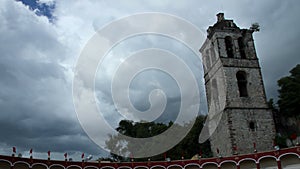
[{"xmin": 200, "ymin": 13, "xmax": 276, "ymax": 156}]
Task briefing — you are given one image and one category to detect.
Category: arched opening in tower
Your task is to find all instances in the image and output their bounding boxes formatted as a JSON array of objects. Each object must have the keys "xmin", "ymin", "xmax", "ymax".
[
  {"xmin": 238, "ymin": 37, "xmax": 246, "ymax": 59},
  {"xmin": 225, "ymin": 36, "xmax": 234, "ymax": 58},
  {"xmin": 236, "ymin": 71, "xmax": 248, "ymax": 97}
]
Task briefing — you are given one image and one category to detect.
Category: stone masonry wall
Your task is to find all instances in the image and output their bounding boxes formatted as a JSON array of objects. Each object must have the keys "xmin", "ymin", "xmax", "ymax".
[
  {"xmin": 223, "ymin": 66, "xmax": 269, "ymax": 109},
  {"xmin": 226, "ymin": 108, "xmax": 276, "ymax": 155}
]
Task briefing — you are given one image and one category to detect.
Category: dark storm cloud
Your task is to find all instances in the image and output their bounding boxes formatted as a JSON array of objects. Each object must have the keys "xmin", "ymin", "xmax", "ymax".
[
  {"xmin": 254, "ymin": 2, "xmax": 300, "ymax": 100},
  {"xmin": 0, "ymin": 0, "xmax": 103, "ymax": 159},
  {"xmin": 94, "ymin": 35, "xmax": 206, "ymax": 125},
  {"xmin": 0, "ymin": 0, "xmax": 300, "ymax": 161}
]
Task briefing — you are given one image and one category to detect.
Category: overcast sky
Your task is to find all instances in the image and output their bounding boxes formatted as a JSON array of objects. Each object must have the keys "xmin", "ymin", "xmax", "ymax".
[{"xmin": 0, "ymin": 0, "xmax": 300, "ymax": 161}]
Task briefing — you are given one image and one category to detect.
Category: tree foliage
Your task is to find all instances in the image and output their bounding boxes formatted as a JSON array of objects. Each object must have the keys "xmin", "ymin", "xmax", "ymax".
[
  {"xmin": 278, "ymin": 64, "xmax": 300, "ymax": 117},
  {"xmin": 105, "ymin": 115, "xmax": 212, "ymax": 162}
]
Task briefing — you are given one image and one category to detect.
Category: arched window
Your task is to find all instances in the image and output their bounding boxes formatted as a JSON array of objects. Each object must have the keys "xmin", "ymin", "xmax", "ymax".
[
  {"xmin": 236, "ymin": 71, "xmax": 248, "ymax": 97},
  {"xmin": 225, "ymin": 36, "xmax": 234, "ymax": 58},
  {"xmin": 238, "ymin": 37, "xmax": 246, "ymax": 59}
]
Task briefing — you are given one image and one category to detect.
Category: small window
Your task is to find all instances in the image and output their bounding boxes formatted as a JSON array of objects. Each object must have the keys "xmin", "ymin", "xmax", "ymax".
[
  {"xmin": 238, "ymin": 37, "xmax": 246, "ymax": 59},
  {"xmin": 236, "ymin": 71, "xmax": 248, "ymax": 97},
  {"xmin": 249, "ymin": 121, "xmax": 255, "ymax": 131},
  {"xmin": 225, "ymin": 36, "xmax": 234, "ymax": 58}
]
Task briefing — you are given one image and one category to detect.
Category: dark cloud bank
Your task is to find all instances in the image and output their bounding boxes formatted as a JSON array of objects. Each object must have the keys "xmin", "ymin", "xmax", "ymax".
[{"xmin": 0, "ymin": 0, "xmax": 299, "ymax": 161}]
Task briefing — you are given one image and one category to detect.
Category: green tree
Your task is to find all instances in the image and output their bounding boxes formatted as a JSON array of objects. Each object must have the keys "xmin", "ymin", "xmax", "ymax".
[
  {"xmin": 105, "ymin": 115, "xmax": 212, "ymax": 162},
  {"xmin": 278, "ymin": 64, "xmax": 300, "ymax": 118},
  {"xmin": 166, "ymin": 116, "xmax": 212, "ymax": 160}
]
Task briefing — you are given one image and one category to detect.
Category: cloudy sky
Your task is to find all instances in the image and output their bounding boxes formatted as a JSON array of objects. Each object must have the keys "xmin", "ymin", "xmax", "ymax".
[{"xmin": 0, "ymin": 0, "xmax": 300, "ymax": 161}]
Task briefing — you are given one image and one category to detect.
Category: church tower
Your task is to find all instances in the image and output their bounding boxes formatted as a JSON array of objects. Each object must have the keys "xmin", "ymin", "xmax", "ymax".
[{"xmin": 200, "ymin": 13, "xmax": 276, "ymax": 156}]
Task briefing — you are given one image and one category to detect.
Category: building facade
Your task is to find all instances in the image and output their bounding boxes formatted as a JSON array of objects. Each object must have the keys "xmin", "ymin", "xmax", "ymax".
[
  {"xmin": 200, "ymin": 13, "xmax": 276, "ymax": 156},
  {"xmin": 0, "ymin": 147, "xmax": 300, "ymax": 169}
]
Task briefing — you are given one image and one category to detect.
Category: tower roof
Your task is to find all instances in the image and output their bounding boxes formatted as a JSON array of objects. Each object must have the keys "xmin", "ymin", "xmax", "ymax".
[{"xmin": 207, "ymin": 13, "xmax": 240, "ymax": 39}]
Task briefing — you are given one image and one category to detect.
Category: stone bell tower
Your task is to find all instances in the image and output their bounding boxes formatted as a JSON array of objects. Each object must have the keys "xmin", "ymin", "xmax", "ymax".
[{"xmin": 200, "ymin": 13, "xmax": 276, "ymax": 156}]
